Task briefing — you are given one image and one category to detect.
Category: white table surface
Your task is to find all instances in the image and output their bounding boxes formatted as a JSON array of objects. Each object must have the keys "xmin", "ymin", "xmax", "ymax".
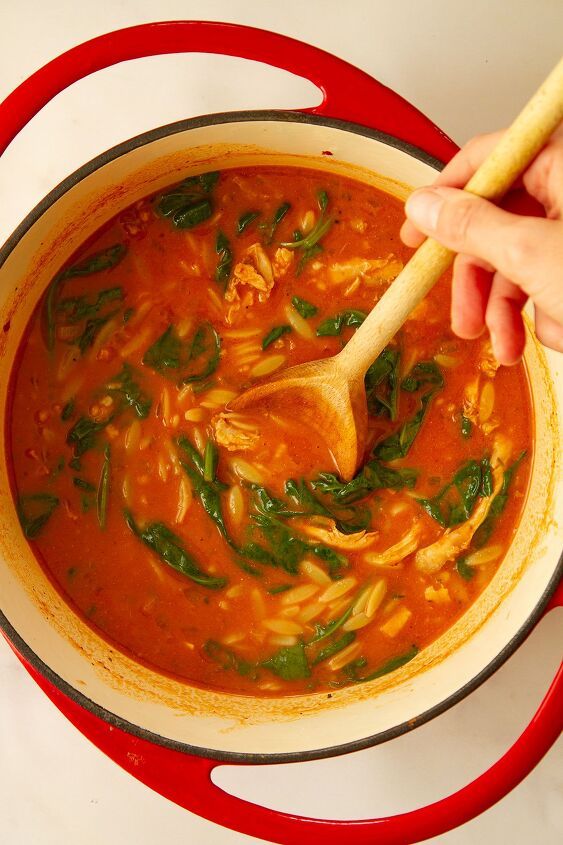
[{"xmin": 0, "ymin": 2, "xmax": 562, "ymax": 843}]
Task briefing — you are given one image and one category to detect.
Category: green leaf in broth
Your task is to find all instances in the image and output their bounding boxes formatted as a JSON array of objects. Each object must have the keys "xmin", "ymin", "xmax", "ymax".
[
  {"xmin": 262, "ymin": 643, "xmax": 310, "ymax": 681},
  {"xmin": 237, "ymin": 211, "xmax": 260, "ymax": 235},
  {"xmin": 316, "ymin": 310, "xmax": 367, "ymax": 337},
  {"xmin": 291, "ymin": 296, "xmax": 318, "ymax": 318},
  {"xmin": 401, "ymin": 361, "xmax": 444, "ymax": 392},
  {"xmin": 125, "ymin": 511, "xmax": 226, "ymax": 589},
  {"xmin": 262, "ymin": 325, "xmax": 291, "ymax": 350},
  {"xmin": 17, "ymin": 493, "xmax": 59, "ymax": 539}
]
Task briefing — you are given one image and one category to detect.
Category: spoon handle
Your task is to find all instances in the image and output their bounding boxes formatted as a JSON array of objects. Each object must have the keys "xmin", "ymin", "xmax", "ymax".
[{"xmin": 337, "ymin": 55, "xmax": 563, "ymax": 380}]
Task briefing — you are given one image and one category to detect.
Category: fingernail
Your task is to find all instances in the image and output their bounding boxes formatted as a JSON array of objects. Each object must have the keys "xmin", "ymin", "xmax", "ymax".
[{"xmin": 405, "ymin": 189, "xmax": 444, "ymax": 231}]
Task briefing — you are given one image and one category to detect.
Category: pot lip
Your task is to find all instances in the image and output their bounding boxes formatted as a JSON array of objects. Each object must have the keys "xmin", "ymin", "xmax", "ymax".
[
  {"xmin": 2, "ymin": 560, "xmax": 561, "ymax": 765},
  {"xmin": 0, "ymin": 108, "xmax": 444, "ymax": 270},
  {"xmin": 0, "ymin": 108, "xmax": 561, "ymax": 765}
]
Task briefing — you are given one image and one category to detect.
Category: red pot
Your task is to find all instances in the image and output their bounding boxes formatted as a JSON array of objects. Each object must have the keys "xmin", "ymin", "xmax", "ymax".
[{"xmin": 0, "ymin": 21, "xmax": 561, "ymax": 845}]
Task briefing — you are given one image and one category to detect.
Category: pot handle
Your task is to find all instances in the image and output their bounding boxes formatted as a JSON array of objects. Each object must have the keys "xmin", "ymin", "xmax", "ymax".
[
  {"xmin": 19, "ymin": 584, "xmax": 561, "ymax": 845},
  {"xmin": 0, "ymin": 20, "xmax": 457, "ymax": 163}
]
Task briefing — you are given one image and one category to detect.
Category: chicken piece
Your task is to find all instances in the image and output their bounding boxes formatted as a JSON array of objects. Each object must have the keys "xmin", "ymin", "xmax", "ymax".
[
  {"xmin": 295, "ymin": 517, "xmax": 378, "ymax": 550},
  {"xmin": 424, "ymin": 585, "xmax": 451, "ymax": 604},
  {"xmin": 479, "ymin": 340, "xmax": 501, "ymax": 378},
  {"xmin": 212, "ymin": 412, "xmax": 260, "ymax": 452},
  {"xmin": 363, "ymin": 523, "xmax": 422, "ymax": 567},
  {"xmin": 415, "ymin": 435, "xmax": 512, "ymax": 574},
  {"xmin": 462, "ymin": 375, "xmax": 481, "ymax": 425},
  {"xmin": 225, "ymin": 243, "xmax": 275, "ymax": 324},
  {"xmin": 328, "ymin": 255, "xmax": 403, "ymax": 287},
  {"xmin": 272, "ymin": 247, "xmax": 294, "ymax": 279}
]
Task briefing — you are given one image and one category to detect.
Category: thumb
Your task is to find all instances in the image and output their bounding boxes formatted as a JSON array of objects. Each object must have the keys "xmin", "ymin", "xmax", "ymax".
[{"xmin": 405, "ymin": 186, "xmax": 563, "ymax": 324}]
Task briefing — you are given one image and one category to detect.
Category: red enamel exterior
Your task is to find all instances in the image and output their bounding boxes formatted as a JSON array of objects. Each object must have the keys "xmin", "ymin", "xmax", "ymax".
[{"xmin": 0, "ymin": 21, "xmax": 561, "ymax": 845}]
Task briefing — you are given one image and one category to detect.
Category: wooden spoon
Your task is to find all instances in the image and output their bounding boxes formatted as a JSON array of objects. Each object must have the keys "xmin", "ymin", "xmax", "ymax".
[{"xmin": 230, "ymin": 57, "xmax": 563, "ymax": 480}]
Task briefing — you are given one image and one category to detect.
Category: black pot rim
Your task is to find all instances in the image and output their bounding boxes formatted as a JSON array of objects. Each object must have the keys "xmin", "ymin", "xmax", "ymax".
[{"xmin": 1, "ymin": 108, "xmax": 561, "ymax": 766}]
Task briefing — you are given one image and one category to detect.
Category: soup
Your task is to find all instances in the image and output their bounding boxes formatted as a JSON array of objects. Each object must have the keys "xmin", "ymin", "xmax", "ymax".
[{"xmin": 7, "ymin": 166, "xmax": 532, "ymax": 696}]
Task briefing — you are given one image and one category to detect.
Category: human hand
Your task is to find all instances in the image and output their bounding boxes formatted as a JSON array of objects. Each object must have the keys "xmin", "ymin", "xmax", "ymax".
[{"xmin": 400, "ymin": 127, "xmax": 563, "ymax": 364}]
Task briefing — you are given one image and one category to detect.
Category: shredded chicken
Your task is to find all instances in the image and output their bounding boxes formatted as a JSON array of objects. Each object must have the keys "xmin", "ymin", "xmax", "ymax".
[
  {"xmin": 462, "ymin": 376, "xmax": 481, "ymax": 424},
  {"xmin": 424, "ymin": 585, "xmax": 451, "ymax": 604},
  {"xmin": 363, "ymin": 523, "xmax": 422, "ymax": 567},
  {"xmin": 212, "ymin": 412, "xmax": 260, "ymax": 452},
  {"xmin": 295, "ymin": 517, "xmax": 378, "ymax": 550},
  {"xmin": 225, "ymin": 243, "xmax": 275, "ymax": 324},
  {"xmin": 463, "ymin": 341, "xmax": 501, "ymax": 426},
  {"xmin": 328, "ymin": 255, "xmax": 403, "ymax": 287},
  {"xmin": 272, "ymin": 247, "xmax": 294, "ymax": 279},
  {"xmin": 479, "ymin": 340, "xmax": 501, "ymax": 378},
  {"xmin": 415, "ymin": 434, "xmax": 512, "ymax": 574}
]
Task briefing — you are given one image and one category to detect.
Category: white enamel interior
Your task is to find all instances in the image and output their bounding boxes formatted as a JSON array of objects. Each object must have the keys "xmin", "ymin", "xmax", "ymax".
[{"xmin": 0, "ymin": 117, "xmax": 561, "ymax": 758}]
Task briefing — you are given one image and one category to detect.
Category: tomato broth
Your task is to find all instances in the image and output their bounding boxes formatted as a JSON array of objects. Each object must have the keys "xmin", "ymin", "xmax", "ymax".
[{"xmin": 8, "ymin": 166, "xmax": 532, "ymax": 695}]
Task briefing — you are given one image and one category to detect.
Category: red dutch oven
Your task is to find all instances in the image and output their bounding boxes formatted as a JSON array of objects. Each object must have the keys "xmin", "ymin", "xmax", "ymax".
[{"xmin": 0, "ymin": 22, "xmax": 561, "ymax": 845}]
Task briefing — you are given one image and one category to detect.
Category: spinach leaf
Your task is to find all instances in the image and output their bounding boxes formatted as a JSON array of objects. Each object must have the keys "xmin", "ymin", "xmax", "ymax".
[
  {"xmin": 316, "ymin": 310, "xmax": 367, "ymax": 337},
  {"xmin": 461, "ymin": 415, "xmax": 473, "ymax": 438},
  {"xmin": 311, "ymin": 631, "xmax": 356, "ymax": 665},
  {"xmin": 262, "ymin": 643, "xmax": 310, "ymax": 681},
  {"xmin": 67, "ymin": 417, "xmax": 109, "ymax": 457},
  {"xmin": 241, "ymin": 515, "xmax": 309, "ymax": 576},
  {"xmin": 57, "ymin": 287, "xmax": 124, "ymax": 323},
  {"xmin": 125, "ymin": 511, "xmax": 226, "ymax": 589},
  {"xmin": 203, "ymin": 440, "xmax": 218, "ymax": 483},
  {"xmin": 204, "ymin": 640, "xmax": 258, "ymax": 678},
  {"xmin": 313, "ymin": 460, "xmax": 417, "ymax": 505},
  {"xmin": 237, "ymin": 211, "xmax": 260, "ymax": 234},
  {"xmin": 61, "ymin": 244, "xmax": 127, "ymax": 281},
  {"xmin": 237, "ymin": 485, "xmax": 349, "ymax": 579},
  {"xmin": 480, "ymin": 458, "xmax": 493, "ymax": 497},
  {"xmin": 60, "ymin": 400, "xmax": 75, "ymax": 421},
  {"xmin": 143, "ymin": 322, "xmax": 221, "ymax": 384},
  {"xmin": 349, "ymin": 646, "xmax": 419, "ymax": 683},
  {"xmin": 75, "ymin": 313, "xmax": 117, "ymax": 354},
  {"xmin": 215, "ymin": 230, "xmax": 232, "ymax": 284},
  {"xmin": 456, "ymin": 557, "xmax": 475, "ymax": 580},
  {"xmin": 177, "ymin": 436, "xmax": 229, "ymax": 540},
  {"xmin": 262, "ymin": 325, "xmax": 291, "ymax": 350},
  {"xmin": 184, "ymin": 171, "xmax": 220, "ymax": 193},
  {"xmin": 365, "ymin": 348, "xmax": 400, "ymax": 420},
  {"xmin": 45, "ymin": 244, "xmax": 127, "ymax": 351},
  {"xmin": 281, "ymin": 191, "xmax": 332, "ymax": 273},
  {"xmin": 143, "ymin": 325, "xmax": 182, "ymax": 373},
  {"xmin": 73, "ymin": 477, "xmax": 96, "ymax": 492},
  {"xmin": 310, "ymin": 587, "xmax": 366, "ymax": 643},
  {"xmin": 374, "ymin": 391, "xmax": 435, "ymax": 461},
  {"xmin": 123, "ymin": 307, "xmax": 135, "ymax": 323},
  {"xmin": 401, "ymin": 361, "xmax": 444, "ymax": 392},
  {"xmin": 472, "ymin": 451, "xmax": 526, "ymax": 548},
  {"xmin": 174, "ymin": 200, "xmax": 213, "ymax": 229},
  {"xmin": 242, "ymin": 511, "xmax": 346, "ymax": 579},
  {"xmin": 182, "ymin": 323, "xmax": 221, "ymax": 384},
  {"xmin": 259, "ymin": 202, "xmax": 291, "ymax": 245},
  {"xmin": 17, "ymin": 493, "xmax": 59, "ymax": 539},
  {"xmin": 156, "ymin": 172, "xmax": 219, "ymax": 229},
  {"xmin": 297, "ymin": 243, "xmax": 323, "ymax": 275},
  {"xmin": 283, "ymin": 478, "xmax": 371, "ymax": 534},
  {"xmin": 106, "ymin": 363, "xmax": 152, "ymax": 418},
  {"xmin": 97, "ymin": 445, "xmax": 110, "ymax": 529},
  {"xmin": 291, "ymin": 296, "xmax": 318, "ymax": 318},
  {"xmin": 417, "ymin": 459, "xmax": 484, "ymax": 528},
  {"xmin": 268, "ymin": 584, "xmax": 293, "ymax": 594}
]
